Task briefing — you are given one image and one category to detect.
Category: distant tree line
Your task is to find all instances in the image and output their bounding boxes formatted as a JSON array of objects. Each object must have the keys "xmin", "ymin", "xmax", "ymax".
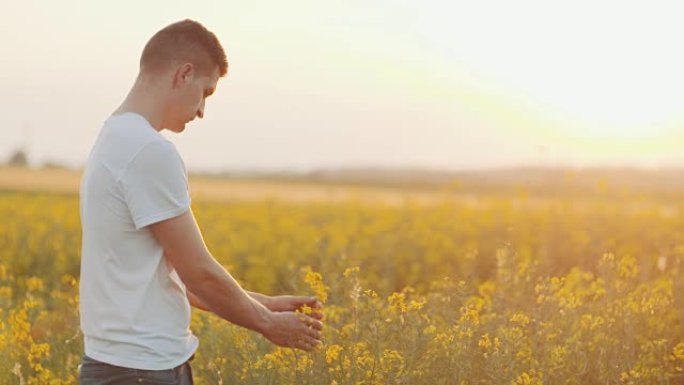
[
  {"xmin": 4, "ymin": 149, "xmax": 70, "ymax": 169},
  {"xmin": 6, "ymin": 149, "xmax": 28, "ymax": 167}
]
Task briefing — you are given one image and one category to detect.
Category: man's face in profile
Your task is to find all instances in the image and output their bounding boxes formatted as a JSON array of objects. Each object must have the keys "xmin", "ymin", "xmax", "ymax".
[{"xmin": 166, "ymin": 65, "xmax": 221, "ymax": 133}]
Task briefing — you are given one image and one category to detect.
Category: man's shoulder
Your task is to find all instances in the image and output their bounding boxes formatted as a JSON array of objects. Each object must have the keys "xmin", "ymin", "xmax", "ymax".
[
  {"xmin": 90, "ymin": 114, "xmax": 179, "ymax": 180},
  {"xmin": 130, "ymin": 140, "xmax": 181, "ymax": 169},
  {"xmin": 104, "ymin": 113, "xmax": 164, "ymax": 145}
]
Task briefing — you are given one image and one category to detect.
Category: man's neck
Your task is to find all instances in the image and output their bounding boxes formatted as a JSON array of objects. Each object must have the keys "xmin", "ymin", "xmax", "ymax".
[{"xmin": 114, "ymin": 75, "xmax": 166, "ymax": 132}]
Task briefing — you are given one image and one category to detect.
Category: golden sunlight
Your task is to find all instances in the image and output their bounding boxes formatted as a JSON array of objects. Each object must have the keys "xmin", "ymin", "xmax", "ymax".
[{"xmin": 413, "ymin": 0, "xmax": 684, "ymax": 150}]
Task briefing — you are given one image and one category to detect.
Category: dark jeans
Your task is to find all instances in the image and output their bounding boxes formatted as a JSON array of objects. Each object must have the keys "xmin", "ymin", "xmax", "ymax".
[{"xmin": 78, "ymin": 354, "xmax": 194, "ymax": 385}]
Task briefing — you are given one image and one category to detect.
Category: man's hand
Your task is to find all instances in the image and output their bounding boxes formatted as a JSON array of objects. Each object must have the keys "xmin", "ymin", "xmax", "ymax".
[
  {"xmin": 262, "ymin": 311, "xmax": 323, "ymax": 351},
  {"xmin": 248, "ymin": 292, "xmax": 324, "ymax": 321},
  {"xmin": 268, "ymin": 295, "xmax": 324, "ymax": 318}
]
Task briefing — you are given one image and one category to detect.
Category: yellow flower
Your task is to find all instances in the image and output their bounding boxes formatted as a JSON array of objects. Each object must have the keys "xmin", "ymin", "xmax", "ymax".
[
  {"xmin": 325, "ymin": 344, "xmax": 343, "ymax": 364},
  {"xmin": 296, "ymin": 354, "xmax": 313, "ymax": 371},
  {"xmin": 478, "ymin": 333, "xmax": 491, "ymax": 349},
  {"xmin": 343, "ymin": 266, "xmax": 359, "ymax": 278},
  {"xmin": 28, "ymin": 342, "xmax": 50, "ymax": 371},
  {"xmin": 511, "ymin": 370, "xmax": 543, "ymax": 385},
  {"xmin": 0, "ymin": 286, "xmax": 12, "ymax": 299},
  {"xmin": 618, "ymin": 255, "xmax": 639, "ymax": 279},
  {"xmin": 26, "ymin": 277, "xmax": 44, "ymax": 293},
  {"xmin": 380, "ymin": 349, "xmax": 404, "ymax": 372},
  {"xmin": 408, "ymin": 298, "xmax": 426, "ymax": 311},
  {"xmin": 387, "ymin": 292, "xmax": 407, "ymax": 313},
  {"xmin": 673, "ymin": 342, "xmax": 684, "ymax": 361},
  {"xmin": 299, "ymin": 304, "xmax": 313, "ymax": 315},
  {"xmin": 61, "ymin": 274, "xmax": 77, "ymax": 288},
  {"xmin": 510, "ymin": 312, "xmax": 530, "ymax": 326},
  {"xmin": 303, "ymin": 268, "xmax": 328, "ymax": 303}
]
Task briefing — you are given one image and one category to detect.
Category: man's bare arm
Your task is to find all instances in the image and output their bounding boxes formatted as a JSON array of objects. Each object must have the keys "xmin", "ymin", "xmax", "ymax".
[
  {"xmin": 191, "ymin": 289, "xmax": 323, "ymax": 323},
  {"xmin": 245, "ymin": 291, "xmax": 272, "ymax": 309},
  {"xmin": 188, "ymin": 289, "xmax": 271, "ymax": 312},
  {"xmin": 150, "ymin": 209, "xmax": 322, "ymax": 351},
  {"xmin": 187, "ymin": 289, "xmax": 211, "ymax": 312}
]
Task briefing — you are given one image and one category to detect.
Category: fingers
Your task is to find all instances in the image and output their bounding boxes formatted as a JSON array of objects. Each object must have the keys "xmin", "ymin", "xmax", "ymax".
[
  {"xmin": 295, "ymin": 314, "xmax": 323, "ymax": 348},
  {"xmin": 299, "ymin": 296, "xmax": 322, "ymax": 309},
  {"xmin": 299, "ymin": 314, "xmax": 323, "ymax": 331},
  {"xmin": 309, "ymin": 311, "xmax": 324, "ymax": 320},
  {"xmin": 285, "ymin": 334, "xmax": 318, "ymax": 351},
  {"xmin": 304, "ymin": 297, "xmax": 324, "ymax": 321},
  {"xmin": 294, "ymin": 336, "xmax": 321, "ymax": 351},
  {"xmin": 269, "ymin": 311, "xmax": 325, "ymax": 351},
  {"xmin": 310, "ymin": 298, "xmax": 323, "ymax": 309},
  {"xmin": 304, "ymin": 323, "xmax": 322, "ymax": 339},
  {"xmin": 276, "ymin": 295, "xmax": 322, "ymax": 313},
  {"xmin": 295, "ymin": 313, "xmax": 323, "ymax": 338}
]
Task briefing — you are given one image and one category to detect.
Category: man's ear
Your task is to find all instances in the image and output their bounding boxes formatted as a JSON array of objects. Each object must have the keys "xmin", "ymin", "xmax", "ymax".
[{"xmin": 172, "ymin": 63, "xmax": 195, "ymax": 88}]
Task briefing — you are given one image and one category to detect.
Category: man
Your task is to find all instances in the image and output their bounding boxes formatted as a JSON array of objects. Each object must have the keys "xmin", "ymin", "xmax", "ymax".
[{"xmin": 78, "ymin": 19, "xmax": 323, "ymax": 385}]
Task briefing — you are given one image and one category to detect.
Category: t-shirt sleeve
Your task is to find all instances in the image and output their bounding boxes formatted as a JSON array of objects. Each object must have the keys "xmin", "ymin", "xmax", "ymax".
[{"xmin": 120, "ymin": 140, "xmax": 191, "ymax": 229}]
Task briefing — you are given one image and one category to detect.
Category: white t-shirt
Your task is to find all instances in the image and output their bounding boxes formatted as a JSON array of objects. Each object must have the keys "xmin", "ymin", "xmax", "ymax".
[{"xmin": 79, "ymin": 112, "xmax": 198, "ymax": 370}]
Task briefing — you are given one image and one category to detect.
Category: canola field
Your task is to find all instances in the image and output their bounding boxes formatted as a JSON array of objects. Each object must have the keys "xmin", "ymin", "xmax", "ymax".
[{"xmin": 1, "ymin": 183, "xmax": 684, "ymax": 384}]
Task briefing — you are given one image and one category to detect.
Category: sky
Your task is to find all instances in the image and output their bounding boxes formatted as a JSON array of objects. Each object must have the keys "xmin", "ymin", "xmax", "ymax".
[{"xmin": 2, "ymin": 0, "xmax": 684, "ymax": 172}]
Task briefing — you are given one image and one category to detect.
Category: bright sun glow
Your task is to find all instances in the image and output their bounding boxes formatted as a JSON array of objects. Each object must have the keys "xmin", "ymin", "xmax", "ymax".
[
  {"xmin": 3, "ymin": 0, "xmax": 684, "ymax": 169},
  {"xmin": 413, "ymin": 0, "xmax": 684, "ymax": 144}
]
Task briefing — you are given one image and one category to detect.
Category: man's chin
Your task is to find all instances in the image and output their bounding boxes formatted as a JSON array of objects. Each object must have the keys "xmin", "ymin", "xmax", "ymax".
[{"xmin": 167, "ymin": 123, "xmax": 186, "ymax": 133}]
